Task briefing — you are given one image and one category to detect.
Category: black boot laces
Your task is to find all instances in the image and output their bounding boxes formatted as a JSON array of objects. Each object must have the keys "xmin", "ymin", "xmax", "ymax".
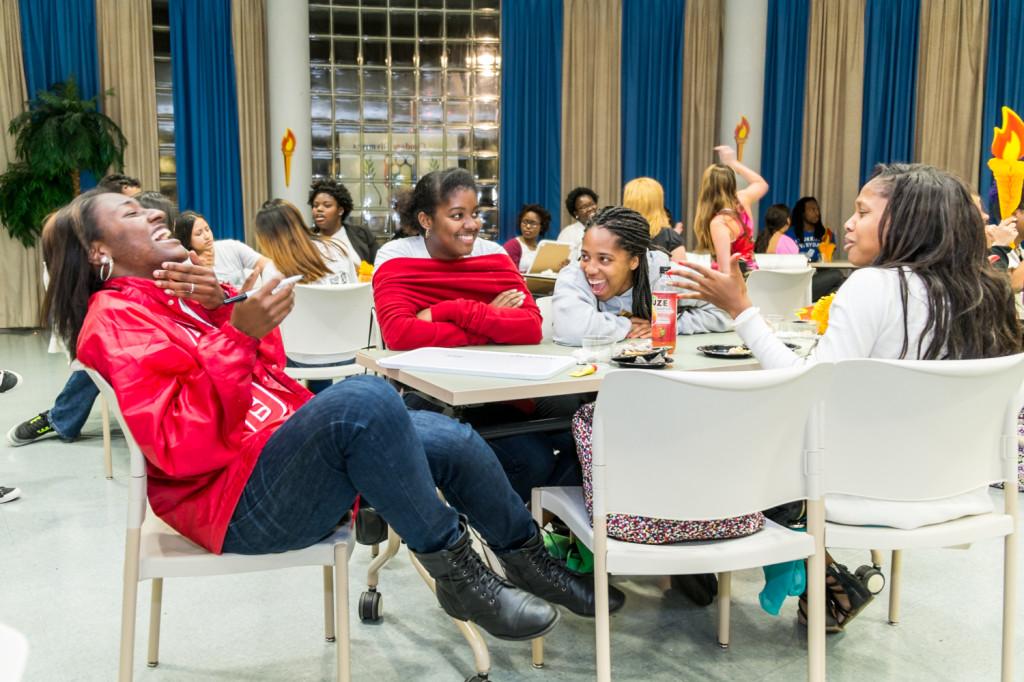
[
  {"xmin": 451, "ymin": 544, "xmax": 507, "ymax": 606},
  {"xmin": 532, "ymin": 531, "xmax": 573, "ymax": 592}
]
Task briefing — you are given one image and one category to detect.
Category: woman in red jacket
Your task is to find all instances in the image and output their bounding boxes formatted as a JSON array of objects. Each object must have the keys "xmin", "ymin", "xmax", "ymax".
[
  {"xmin": 373, "ymin": 169, "xmax": 592, "ymax": 506},
  {"xmin": 42, "ymin": 190, "xmax": 620, "ymax": 649}
]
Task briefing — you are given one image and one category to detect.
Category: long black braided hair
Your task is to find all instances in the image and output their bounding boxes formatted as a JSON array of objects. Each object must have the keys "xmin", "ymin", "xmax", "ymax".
[{"xmin": 588, "ymin": 206, "xmax": 653, "ymax": 320}]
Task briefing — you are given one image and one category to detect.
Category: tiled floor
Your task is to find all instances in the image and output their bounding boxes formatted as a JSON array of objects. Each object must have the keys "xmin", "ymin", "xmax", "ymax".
[{"xmin": 1, "ymin": 329, "xmax": 1020, "ymax": 681}]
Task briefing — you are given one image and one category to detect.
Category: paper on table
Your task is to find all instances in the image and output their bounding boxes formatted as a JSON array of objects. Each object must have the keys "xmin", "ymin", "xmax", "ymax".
[{"xmin": 378, "ymin": 347, "xmax": 577, "ymax": 380}]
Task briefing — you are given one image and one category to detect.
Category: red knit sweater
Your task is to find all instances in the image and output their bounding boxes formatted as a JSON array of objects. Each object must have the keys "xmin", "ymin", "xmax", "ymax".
[{"xmin": 372, "ymin": 254, "xmax": 542, "ymax": 350}]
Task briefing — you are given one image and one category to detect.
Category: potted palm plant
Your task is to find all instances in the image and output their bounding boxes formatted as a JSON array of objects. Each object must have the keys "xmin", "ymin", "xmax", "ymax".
[{"xmin": 0, "ymin": 76, "xmax": 126, "ymax": 246}]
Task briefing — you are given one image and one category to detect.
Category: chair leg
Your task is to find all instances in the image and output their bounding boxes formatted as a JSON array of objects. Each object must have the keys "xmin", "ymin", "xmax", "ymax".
[
  {"xmin": 335, "ymin": 544, "xmax": 351, "ymax": 682},
  {"xmin": 806, "ymin": 499, "xmax": 826, "ymax": 682},
  {"xmin": 119, "ymin": 529, "xmax": 141, "ymax": 682},
  {"xmin": 716, "ymin": 572, "xmax": 732, "ymax": 649},
  {"xmin": 146, "ymin": 579, "xmax": 163, "ymax": 667},
  {"xmin": 1002, "ymin": 533, "xmax": 1017, "ymax": 682},
  {"xmin": 888, "ymin": 550, "xmax": 903, "ymax": 624},
  {"xmin": 594, "ymin": 515, "xmax": 612, "ymax": 682},
  {"xmin": 530, "ymin": 489, "xmax": 545, "ymax": 669},
  {"xmin": 870, "ymin": 549, "xmax": 884, "ymax": 567},
  {"xmin": 101, "ymin": 395, "xmax": 112, "ymax": 480},
  {"xmin": 324, "ymin": 566, "xmax": 336, "ymax": 642}
]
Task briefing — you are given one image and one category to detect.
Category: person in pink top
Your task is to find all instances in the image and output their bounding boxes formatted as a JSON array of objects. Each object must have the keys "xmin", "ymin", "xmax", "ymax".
[
  {"xmin": 753, "ymin": 204, "xmax": 800, "ymax": 255},
  {"xmin": 693, "ymin": 145, "xmax": 769, "ymax": 273}
]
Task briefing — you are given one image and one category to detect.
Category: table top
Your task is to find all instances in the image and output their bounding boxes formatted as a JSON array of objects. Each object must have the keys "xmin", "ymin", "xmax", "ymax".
[
  {"xmin": 357, "ymin": 332, "xmax": 809, "ymax": 406},
  {"xmin": 810, "ymin": 260, "xmax": 855, "ymax": 269}
]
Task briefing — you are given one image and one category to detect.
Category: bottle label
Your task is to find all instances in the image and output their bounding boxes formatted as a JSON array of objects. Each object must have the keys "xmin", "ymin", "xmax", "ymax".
[{"xmin": 651, "ymin": 291, "xmax": 678, "ymax": 350}]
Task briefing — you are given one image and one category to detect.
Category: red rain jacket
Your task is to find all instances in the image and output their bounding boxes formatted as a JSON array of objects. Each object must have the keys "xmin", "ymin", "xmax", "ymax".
[
  {"xmin": 372, "ymin": 254, "xmax": 542, "ymax": 350},
  {"xmin": 77, "ymin": 277, "xmax": 313, "ymax": 553}
]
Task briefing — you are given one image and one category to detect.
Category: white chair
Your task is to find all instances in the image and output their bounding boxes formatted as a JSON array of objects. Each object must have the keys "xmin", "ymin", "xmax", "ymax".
[
  {"xmin": 0, "ymin": 622, "xmax": 28, "ymax": 682},
  {"xmin": 68, "ymin": 359, "xmax": 114, "ymax": 479},
  {"xmin": 822, "ymin": 356, "xmax": 1024, "ymax": 682},
  {"xmin": 684, "ymin": 252, "xmax": 713, "ymax": 268},
  {"xmin": 746, "ymin": 268, "xmax": 814, "ymax": 318},
  {"xmin": 280, "ymin": 283, "xmax": 375, "ymax": 383},
  {"xmin": 754, "ymin": 253, "xmax": 810, "ymax": 271},
  {"xmin": 536, "ymin": 296, "xmax": 554, "ymax": 342},
  {"xmin": 83, "ymin": 369, "xmax": 353, "ymax": 682},
  {"xmin": 532, "ymin": 365, "xmax": 832, "ymax": 681}
]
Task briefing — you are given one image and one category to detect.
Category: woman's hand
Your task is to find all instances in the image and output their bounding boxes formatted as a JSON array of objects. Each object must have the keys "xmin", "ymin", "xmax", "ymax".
[
  {"xmin": 627, "ymin": 317, "xmax": 652, "ymax": 338},
  {"xmin": 416, "ymin": 308, "xmax": 433, "ymax": 322},
  {"xmin": 489, "ymin": 289, "xmax": 526, "ymax": 309},
  {"xmin": 714, "ymin": 145, "xmax": 737, "ymax": 167},
  {"xmin": 987, "ymin": 217, "xmax": 1017, "ymax": 248},
  {"xmin": 154, "ymin": 252, "xmax": 227, "ymax": 310},
  {"xmin": 671, "ymin": 254, "xmax": 751, "ymax": 318},
  {"xmin": 230, "ymin": 276, "xmax": 296, "ymax": 339}
]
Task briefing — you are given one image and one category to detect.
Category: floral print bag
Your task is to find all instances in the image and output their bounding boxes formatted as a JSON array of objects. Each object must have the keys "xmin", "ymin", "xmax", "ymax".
[{"xmin": 572, "ymin": 403, "xmax": 765, "ymax": 544}]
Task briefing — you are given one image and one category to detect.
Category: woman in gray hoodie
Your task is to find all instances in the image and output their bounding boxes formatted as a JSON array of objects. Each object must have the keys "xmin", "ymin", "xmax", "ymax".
[{"xmin": 551, "ymin": 206, "xmax": 731, "ymax": 346}]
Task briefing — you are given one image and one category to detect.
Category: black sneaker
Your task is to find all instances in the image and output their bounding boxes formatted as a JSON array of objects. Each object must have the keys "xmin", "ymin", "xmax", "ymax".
[
  {"xmin": 0, "ymin": 369, "xmax": 21, "ymax": 393},
  {"xmin": 0, "ymin": 486, "xmax": 22, "ymax": 504},
  {"xmin": 6, "ymin": 412, "xmax": 59, "ymax": 446}
]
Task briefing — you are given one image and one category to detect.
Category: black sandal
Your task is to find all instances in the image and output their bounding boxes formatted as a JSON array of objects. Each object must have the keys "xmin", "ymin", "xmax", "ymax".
[{"xmin": 825, "ymin": 561, "xmax": 874, "ymax": 629}]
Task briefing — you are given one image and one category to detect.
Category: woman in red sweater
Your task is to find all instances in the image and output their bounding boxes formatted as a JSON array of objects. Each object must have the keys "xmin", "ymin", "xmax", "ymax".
[{"xmin": 373, "ymin": 169, "xmax": 596, "ymax": 509}]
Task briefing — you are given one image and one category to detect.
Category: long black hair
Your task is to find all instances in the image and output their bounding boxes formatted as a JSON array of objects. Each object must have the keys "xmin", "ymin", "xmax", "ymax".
[
  {"xmin": 589, "ymin": 206, "xmax": 653, "ymax": 320},
  {"xmin": 40, "ymin": 190, "xmax": 109, "ymax": 359},
  {"xmin": 867, "ymin": 163, "xmax": 1021, "ymax": 359},
  {"xmin": 172, "ymin": 210, "xmax": 207, "ymax": 250},
  {"xmin": 754, "ymin": 203, "xmax": 791, "ymax": 254},
  {"xmin": 398, "ymin": 168, "xmax": 477, "ymax": 236},
  {"xmin": 790, "ymin": 196, "xmax": 825, "ymax": 242}
]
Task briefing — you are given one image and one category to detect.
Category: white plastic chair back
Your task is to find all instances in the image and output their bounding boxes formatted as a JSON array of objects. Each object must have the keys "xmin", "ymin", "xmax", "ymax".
[
  {"xmin": 823, "ymin": 355, "xmax": 1024, "ymax": 501},
  {"xmin": 685, "ymin": 252, "xmax": 713, "ymax": 267},
  {"xmin": 592, "ymin": 364, "xmax": 831, "ymax": 522},
  {"xmin": 84, "ymin": 370, "xmax": 148, "ymax": 526},
  {"xmin": 279, "ymin": 283, "xmax": 374, "ymax": 362},
  {"xmin": 0, "ymin": 623, "xmax": 28, "ymax": 682},
  {"xmin": 746, "ymin": 268, "xmax": 813, "ymax": 318},
  {"xmin": 537, "ymin": 296, "xmax": 554, "ymax": 342},
  {"xmin": 755, "ymin": 253, "xmax": 810, "ymax": 270}
]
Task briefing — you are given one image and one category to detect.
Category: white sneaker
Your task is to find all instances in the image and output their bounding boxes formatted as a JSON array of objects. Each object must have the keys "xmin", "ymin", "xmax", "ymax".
[{"xmin": 0, "ymin": 486, "xmax": 21, "ymax": 503}]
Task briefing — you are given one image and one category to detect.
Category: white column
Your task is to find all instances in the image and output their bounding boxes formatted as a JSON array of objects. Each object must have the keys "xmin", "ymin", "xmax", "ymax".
[
  {"xmin": 718, "ymin": 0, "xmax": 768, "ymax": 225},
  {"xmin": 266, "ymin": 0, "xmax": 312, "ymax": 215}
]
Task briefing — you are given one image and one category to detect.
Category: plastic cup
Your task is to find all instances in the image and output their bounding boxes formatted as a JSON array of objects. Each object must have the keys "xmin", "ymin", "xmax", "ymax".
[{"xmin": 582, "ymin": 335, "xmax": 615, "ymax": 363}]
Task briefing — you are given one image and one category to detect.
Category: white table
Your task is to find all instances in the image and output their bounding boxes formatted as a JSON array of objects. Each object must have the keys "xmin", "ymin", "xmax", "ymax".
[{"xmin": 356, "ymin": 332, "xmax": 808, "ymax": 407}]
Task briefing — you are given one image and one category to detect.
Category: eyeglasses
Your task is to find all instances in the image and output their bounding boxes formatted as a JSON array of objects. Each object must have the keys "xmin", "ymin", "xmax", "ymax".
[{"xmin": 520, "ymin": 220, "xmax": 541, "ymax": 227}]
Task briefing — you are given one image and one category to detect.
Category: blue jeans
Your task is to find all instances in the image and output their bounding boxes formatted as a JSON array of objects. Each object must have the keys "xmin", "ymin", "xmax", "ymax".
[
  {"xmin": 286, "ymin": 357, "xmax": 356, "ymax": 395},
  {"xmin": 49, "ymin": 370, "xmax": 100, "ymax": 440},
  {"xmin": 222, "ymin": 375, "xmax": 535, "ymax": 555}
]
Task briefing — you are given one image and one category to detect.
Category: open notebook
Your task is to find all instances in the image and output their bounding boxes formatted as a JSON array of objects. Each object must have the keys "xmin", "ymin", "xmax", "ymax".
[{"xmin": 378, "ymin": 347, "xmax": 577, "ymax": 380}]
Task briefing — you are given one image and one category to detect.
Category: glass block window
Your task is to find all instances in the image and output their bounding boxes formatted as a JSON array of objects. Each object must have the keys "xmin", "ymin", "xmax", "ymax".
[
  {"xmin": 152, "ymin": 0, "xmax": 177, "ymax": 203},
  {"xmin": 309, "ymin": 0, "xmax": 501, "ymax": 239}
]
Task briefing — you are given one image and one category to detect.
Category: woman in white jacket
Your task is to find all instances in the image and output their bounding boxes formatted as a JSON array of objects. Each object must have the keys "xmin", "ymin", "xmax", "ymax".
[{"xmin": 551, "ymin": 206, "xmax": 731, "ymax": 346}]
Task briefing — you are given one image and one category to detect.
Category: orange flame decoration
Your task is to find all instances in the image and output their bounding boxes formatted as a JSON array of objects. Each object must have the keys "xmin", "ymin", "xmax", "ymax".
[
  {"xmin": 988, "ymin": 107, "xmax": 1024, "ymax": 222},
  {"xmin": 733, "ymin": 116, "xmax": 750, "ymax": 161},
  {"xmin": 281, "ymin": 128, "xmax": 297, "ymax": 187}
]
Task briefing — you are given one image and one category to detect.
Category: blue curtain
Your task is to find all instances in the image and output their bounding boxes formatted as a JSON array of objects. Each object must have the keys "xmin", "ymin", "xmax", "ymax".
[
  {"xmin": 859, "ymin": 0, "xmax": 919, "ymax": 186},
  {"xmin": 760, "ymin": 0, "xmax": 809, "ymax": 211},
  {"xmin": 169, "ymin": 0, "xmax": 245, "ymax": 241},
  {"xmin": 19, "ymin": 0, "xmax": 101, "ymax": 189},
  {"xmin": 498, "ymin": 0, "xmax": 562, "ymax": 242},
  {"xmin": 980, "ymin": 0, "xmax": 1024, "ymax": 217},
  {"xmin": 620, "ymin": 0, "xmax": 686, "ymax": 222}
]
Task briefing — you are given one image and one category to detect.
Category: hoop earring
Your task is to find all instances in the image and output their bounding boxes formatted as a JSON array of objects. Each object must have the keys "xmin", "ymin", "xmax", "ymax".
[{"xmin": 99, "ymin": 255, "xmax": 113, "ymax": 282}]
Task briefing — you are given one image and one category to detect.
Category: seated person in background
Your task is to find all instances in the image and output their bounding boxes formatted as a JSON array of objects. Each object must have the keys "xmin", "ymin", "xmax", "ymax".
[
  {"xmin": 788, "ymin": 196, "xmax": 835, "ymax": 262},
  {"xmin": 255, "ymin": 199, "xmax": 357, "ymax": 286},
  {"xmin": 558, "ymin": 186, "xmax": 599, "ymax": 261},
  {"xmin": 552, "ymin": 206, "xmax": 731, "ymax": 346},
  {"xmin": 8, "ymin": 192, "xmax": 176, "ymax": 447},
  {"xmin": 374, "ymin": 169, "xmax": 603, "ymax": 521},
  {"xmin": 98, "ymin": 173, "xmax": 141, "ymax": 197},
  {"xmin": 45, "ymin": 189, "xmax": 614, "ymax": 644},
  {"xmin": 675, "ymin": 163, "xmax": 1023, "ymax": 630},
  {"xmin": 972, "ymin": 192, "xmax": 1017, "ymax": 270},
  {"xmin": 623, "ymin": 177, "xmax": 687, "ymax": 261},
  {"xmin": 373, "ymin": 168, "xmax": 542, "ymax": 350},
  {"xmin": 503, "ymin": 204, "xmax": 552, "ymax": 273},
  {"xmin": 174, "ymin": 210, "xmax": 270, "ymax": 288},
  {"xmin": 693, "ymin": 146, "xmax": 768, "ymax": 273},
  {"xmin": 308, "ymin": 177, "xmax": 378, "ymax": 265},
  {"xmin": 753, "ymin": 203, "xmax": 800, "ymax": 255}
]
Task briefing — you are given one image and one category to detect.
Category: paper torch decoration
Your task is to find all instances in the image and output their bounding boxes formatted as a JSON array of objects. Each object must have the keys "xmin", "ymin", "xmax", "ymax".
[
  {"xmin": 734, "ymin": 116, "xmax": 750, "ymax": 162},
  {"xmin": 988, "ymin": 107, "xmax": 1024, "ymax": 221},
  {"xmin": 281, "ymin": 128, "xmax": 297, "ymax": 187}
]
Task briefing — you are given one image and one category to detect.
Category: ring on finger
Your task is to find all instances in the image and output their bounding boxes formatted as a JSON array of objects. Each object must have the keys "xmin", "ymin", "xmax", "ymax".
[{"xmin": 189, "ymin": 282, "xmax": 195, "ymax": 294}]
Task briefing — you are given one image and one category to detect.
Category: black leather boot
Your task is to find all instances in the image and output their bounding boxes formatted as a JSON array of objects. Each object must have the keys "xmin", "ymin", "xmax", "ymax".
[
  {"xmin": 413, "ymin": 526, "xmax": 560, "ymax": 641},
  {"xmin": 498, "ymin": 529, "xmax": 626, "ymax": 617}
]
